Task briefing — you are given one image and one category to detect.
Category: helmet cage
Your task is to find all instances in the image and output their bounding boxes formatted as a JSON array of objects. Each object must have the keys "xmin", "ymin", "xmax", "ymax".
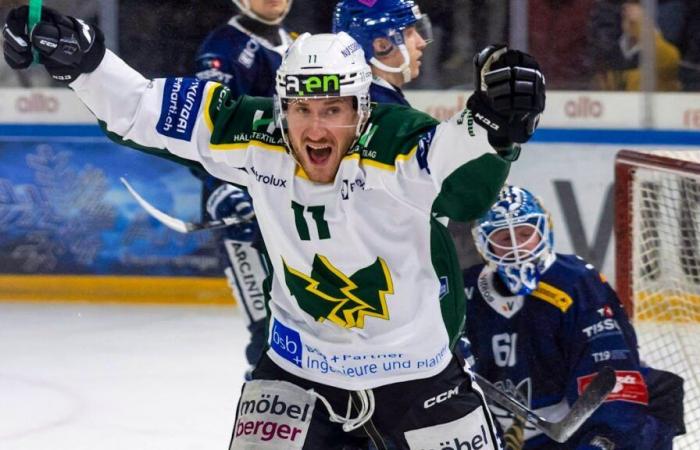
[
  {"xmin": 474, "ymin": 213, "xmax": 550, "ymax": 266},
  {"xmin": 473, "ymin": 186, "xmax": 554, "ymax": 295}
]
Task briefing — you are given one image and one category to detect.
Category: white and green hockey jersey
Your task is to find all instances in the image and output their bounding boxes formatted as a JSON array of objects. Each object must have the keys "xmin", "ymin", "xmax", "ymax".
[{"xmin": 71, "ymin": 51, "xmax": 511, "ymax": 390}]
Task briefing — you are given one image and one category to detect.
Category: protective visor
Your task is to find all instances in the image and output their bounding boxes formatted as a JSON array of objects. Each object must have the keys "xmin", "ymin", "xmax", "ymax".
[
  {"xmin": 282, "ymin": 97, "xmax": 362, "ymax": 130},
  {"xmin": 412, "ymin": 13, "xmax": 433, "ymax": 45}
]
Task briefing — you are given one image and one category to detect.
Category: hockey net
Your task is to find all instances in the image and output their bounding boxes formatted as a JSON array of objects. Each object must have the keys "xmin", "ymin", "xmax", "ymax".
[{"xmin": 615, "ymin": 149, "xmax": 700, "ymax": 448}]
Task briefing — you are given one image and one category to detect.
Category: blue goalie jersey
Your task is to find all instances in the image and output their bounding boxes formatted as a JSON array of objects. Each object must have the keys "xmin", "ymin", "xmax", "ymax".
[
  {"xmin": 195, "ymin": 16, "xmax": 293, "ymax": 97},
  {"xmin": 462, "ymin": 254, "xmax": 682, "ymax": 450}
]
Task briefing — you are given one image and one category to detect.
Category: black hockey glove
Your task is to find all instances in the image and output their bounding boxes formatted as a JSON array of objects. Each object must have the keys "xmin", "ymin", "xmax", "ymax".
[
  {"xmin": 467, "ymin": 45, "xmax": 546, "ymax": 148},
  {"xmin": 3, "ymin": 6, "xmax": 105, "ymax": 83},
  {"xmin": 2, "ymin": 7, "xmax": 33, "ymax": 70}
]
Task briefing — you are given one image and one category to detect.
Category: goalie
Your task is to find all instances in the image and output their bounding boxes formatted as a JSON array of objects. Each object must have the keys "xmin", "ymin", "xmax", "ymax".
[{"xmin": 461, "ymin": 185, "xmax": 686, "ymax": 450}]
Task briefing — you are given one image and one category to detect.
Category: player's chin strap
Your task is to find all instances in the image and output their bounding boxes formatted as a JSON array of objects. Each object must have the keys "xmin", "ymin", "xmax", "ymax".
[
  {"xmin": 370, "ymin": 47, "xmax": 412, "ymax": 84},
  {"xmin": 311, "ymin": 388, "xmax": 375, "ymax": 432}
]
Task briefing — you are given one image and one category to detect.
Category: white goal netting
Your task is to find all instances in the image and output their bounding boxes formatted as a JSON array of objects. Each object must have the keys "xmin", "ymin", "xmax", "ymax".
[{"xmin": 617, "ymin": 150, "xmax": 700, "ymax": 449}]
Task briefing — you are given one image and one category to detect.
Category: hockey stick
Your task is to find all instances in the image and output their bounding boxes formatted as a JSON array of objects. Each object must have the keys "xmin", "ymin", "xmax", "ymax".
[
  {"xmin": 474, "ymin": 366, "xmax": 616, "ymax": 443},
  {"xmin": 28, "ymin": 0, "xmax": 42, "ymax": 63},
  {"xmin": 119, "ymin": 177, "xmax": 248, "ymax": 233}
]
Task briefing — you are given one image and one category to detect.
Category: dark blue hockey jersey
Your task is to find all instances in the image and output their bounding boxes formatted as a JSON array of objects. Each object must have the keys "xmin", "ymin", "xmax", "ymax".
[
  {"xmin": 369, "ymin": 77, "xmax": 410, "ymax": 107},
  {"xmin": 195, "ymin": 16, "xmax": 293, "ymax": 97},
  {"xmin": 463, "ymin": 254, "xmax": 680, "ymax": 450}
]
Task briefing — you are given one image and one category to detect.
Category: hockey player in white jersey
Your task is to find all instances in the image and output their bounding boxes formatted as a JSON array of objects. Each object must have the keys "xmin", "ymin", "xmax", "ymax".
[{"xmin": 4, "ymin": 6, "xmax": 545, "ymax": 449}]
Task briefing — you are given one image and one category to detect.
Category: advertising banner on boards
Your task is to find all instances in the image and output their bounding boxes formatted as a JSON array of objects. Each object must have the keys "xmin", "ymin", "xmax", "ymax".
[{"xmin": 0, "ymin": 139, "xmax": 219, "ymax": 277}]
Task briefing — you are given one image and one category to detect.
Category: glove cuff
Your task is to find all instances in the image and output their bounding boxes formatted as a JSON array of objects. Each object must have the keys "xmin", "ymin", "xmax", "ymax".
[{"xmin": 74, "ymin": 18, "xmax": 105, "ymax": 74}]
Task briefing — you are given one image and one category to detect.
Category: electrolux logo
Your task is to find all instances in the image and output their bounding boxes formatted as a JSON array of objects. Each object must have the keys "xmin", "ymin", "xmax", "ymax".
[{"xmin": 251, "ymin": 166, "xmax": 287, "ymax": 188}]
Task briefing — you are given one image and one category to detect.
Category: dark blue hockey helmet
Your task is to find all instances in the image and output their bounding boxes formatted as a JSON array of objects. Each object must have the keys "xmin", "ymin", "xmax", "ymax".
[
  {"xmin": 473, "ymin": 185, "xmax": 554, "ymax": 295},
  {"xmin": 333, "ymin": 0, "xmax": 432, "ymax": 82}
]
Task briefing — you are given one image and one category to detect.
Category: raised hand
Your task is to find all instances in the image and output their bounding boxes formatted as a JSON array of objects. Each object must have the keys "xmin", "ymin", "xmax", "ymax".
[{"xmin": 467, "ymin": 45, "xmax": 546, "ymax": 147}]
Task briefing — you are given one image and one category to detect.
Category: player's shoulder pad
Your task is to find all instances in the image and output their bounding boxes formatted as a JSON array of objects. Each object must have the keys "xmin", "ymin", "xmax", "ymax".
[
  {"xmin": 206, "ymin": 93, "xmax": 282, "ymax": 148},
  {"xmin": 198, "ymin": 23, "xmax": 250, "ymax": 56},
  {"xmin": 531, "ymin": 254, "xmax": 607, "ymax": 314},
  {"xmin": 354, "ymin": 103, "xmax": 439, "ymax": 169},
  {"xmin": 198, "ymin": 24, "xmax": 267, "ymax": 72}
]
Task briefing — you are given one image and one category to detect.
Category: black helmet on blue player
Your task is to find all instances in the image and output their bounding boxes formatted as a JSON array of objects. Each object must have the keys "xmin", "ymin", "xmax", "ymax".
[{"xmin": 473, "ymin": 185, "xmax": 554, "ymax": 296}]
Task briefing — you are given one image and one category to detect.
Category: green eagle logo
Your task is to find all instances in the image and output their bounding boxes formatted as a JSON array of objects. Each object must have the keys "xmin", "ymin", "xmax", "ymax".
[{"xmin": 283, "ymin": 255, "xmax": 394, "ymax": 329}]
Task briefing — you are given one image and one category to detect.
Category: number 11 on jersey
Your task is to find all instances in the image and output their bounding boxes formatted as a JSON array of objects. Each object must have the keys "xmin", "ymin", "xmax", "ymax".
[{"xmin": 292, "ymin": 201, "xmax": 330, "ymax": 240}]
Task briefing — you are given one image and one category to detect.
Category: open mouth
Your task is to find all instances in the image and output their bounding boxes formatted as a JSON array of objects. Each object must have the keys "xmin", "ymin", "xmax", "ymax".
[{"xmin": 306, "ymin": 144, "xmax": 332, "ymax": 165}]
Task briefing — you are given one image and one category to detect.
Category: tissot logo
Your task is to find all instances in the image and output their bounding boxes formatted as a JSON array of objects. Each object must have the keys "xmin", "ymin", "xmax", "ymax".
[
  {"xmin": 251, "ymin": 166, "xmax": 287, "ymax": 188},
  {"xmin": 582, "ymin": 318, "xmax": 621, "ymax": 339}
]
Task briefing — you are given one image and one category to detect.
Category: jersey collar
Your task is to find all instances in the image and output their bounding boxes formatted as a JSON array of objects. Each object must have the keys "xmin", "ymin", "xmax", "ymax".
[{"xmin": 477, "ymin": 267, "xmax": 525, "ymax": 319}]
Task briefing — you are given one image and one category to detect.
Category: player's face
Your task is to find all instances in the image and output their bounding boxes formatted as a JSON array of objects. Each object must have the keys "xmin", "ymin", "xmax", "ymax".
[
  {"xmin": 371, "ymin": 25, "xmax": 427, "ymax": 84},
  {"xmin": 249, "ymin": 0, "xmax": 288, "ymax": 21},
  {"xmin": 403, "ymin": 26, "xmax": 427, "ymax": 79},
  {"xmin": 286, "ymin": 97, "xmax": 359, "ymax": 183},
  {"xmin": 489, "ymin": 224, "xmax": 541, "ymax": 258}
]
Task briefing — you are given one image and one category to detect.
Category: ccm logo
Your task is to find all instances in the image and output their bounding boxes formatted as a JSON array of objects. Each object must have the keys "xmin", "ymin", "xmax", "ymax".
[
  {"xmin": 39, "ymin": 39, "xmax": 57, "ymax": 49},
  {"xmin": 424, "ymin": 385, "xmax": 459, "ymax": 409},
  {"xmin": 474, "ymin": 112, "xmax": 500, "ymax": 131}
]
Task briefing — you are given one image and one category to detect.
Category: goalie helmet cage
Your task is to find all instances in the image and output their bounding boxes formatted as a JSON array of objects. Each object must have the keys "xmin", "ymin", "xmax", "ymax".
[{"xmin": 615, "ymin": 149, "xmax": 700, "ymax": 449}]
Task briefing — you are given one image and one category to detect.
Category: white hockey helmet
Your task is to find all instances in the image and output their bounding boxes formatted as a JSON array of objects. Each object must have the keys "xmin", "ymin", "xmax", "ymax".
[
  {"xmin": 274, "ymin": 32, "xmax": 373, "ymax": 151},
  {"xmin": 232, "ymin": 0, "xmax": 293, "ymax": 25}
]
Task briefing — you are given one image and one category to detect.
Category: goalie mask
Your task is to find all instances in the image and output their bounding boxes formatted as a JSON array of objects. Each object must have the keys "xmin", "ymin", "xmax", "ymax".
[
  {"xmin": 473, "ymin": 185, "xmax": 554, "ymax": 296},
  {"xmin": 232, "ymin": 0, "xmax": 293, "ymax": 25},
  {"xmin": 274, "ymin": 32, "xmax": 372, "ymax": 153},
  {"xmin": 333, "ymin": 0, "xmax": 432, "ymax": 83}
]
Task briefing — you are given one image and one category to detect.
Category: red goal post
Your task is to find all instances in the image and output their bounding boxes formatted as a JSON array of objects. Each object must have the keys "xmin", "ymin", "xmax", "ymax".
[
  {"xmin": 614, "ymin": 149, "xmax": 700, "ymax": 449},
  {"xmin": 615, "ymin": 149, "xmax": 700, "ymax": 316}
]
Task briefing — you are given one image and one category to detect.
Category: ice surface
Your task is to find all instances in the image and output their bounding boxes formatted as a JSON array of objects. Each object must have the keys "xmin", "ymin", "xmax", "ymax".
[{"xmin": 0, "ymin": 302, "xmax": 248, "ymax": 450}]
